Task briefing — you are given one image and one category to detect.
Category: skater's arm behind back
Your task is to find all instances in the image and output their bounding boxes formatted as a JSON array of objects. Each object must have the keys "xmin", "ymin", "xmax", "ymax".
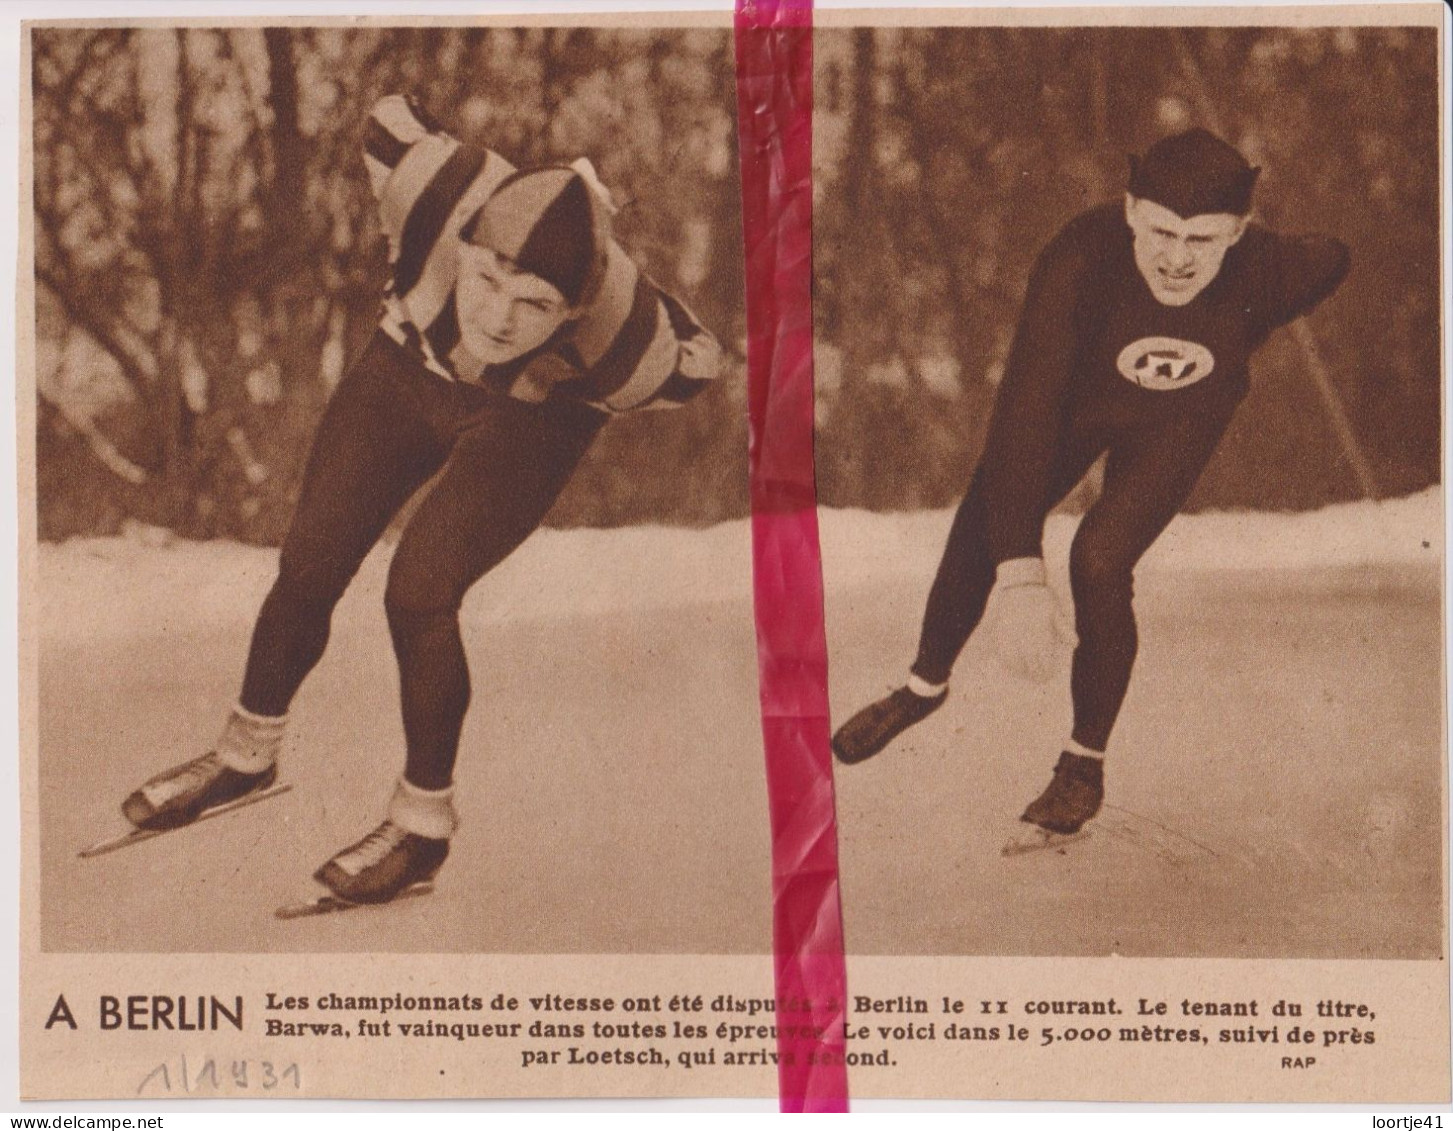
[
  {"xmin": 1243, "ymin": 225, "xmax": 1353, "ymax": 338},
  {"xmin": 561, "ymin": 257, "xmax": 724, "ymax": 413}
]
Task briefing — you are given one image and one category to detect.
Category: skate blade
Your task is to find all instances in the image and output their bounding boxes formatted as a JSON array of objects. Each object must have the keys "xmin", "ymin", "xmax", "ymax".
[
  {"xmin": 1001, "ymin": 824, "xmax": 1092, "ymax": 857},
  {"xmin": 80, "ymin": 784, "xmax": 294, "ymax": 859},
  {"xmin": 275, "ymin": 882, "xmax": 434, "ymax": 920}
]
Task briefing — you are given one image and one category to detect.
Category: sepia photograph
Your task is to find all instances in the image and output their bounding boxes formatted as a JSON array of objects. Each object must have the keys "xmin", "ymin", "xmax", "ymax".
[
  {"xmin": 27, "ymin": 19, "xmax": 768, "ymax": 955},
  {"xmin": 815, "ymin": 21, "xmax": 1444, "ymax": 960}
]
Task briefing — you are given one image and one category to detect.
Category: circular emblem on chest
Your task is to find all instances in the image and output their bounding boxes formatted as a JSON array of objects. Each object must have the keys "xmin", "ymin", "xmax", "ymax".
[{"xmin": 1116, "ymin": 336, "xmax": 1216, "ymax": 391}]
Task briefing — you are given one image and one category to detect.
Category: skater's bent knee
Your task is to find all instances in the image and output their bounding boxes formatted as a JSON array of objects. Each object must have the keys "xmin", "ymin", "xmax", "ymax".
[
  {"xmin": 383, "ymin": 583, "xmax": 463, "ymax": 643},
  {"xmin": 267, "ymin": 560, "xmax": 352, "ymax": 615},
  {"xmin": 1069, "ymin": 536, "xmax": 1136, "ymax": 596}
]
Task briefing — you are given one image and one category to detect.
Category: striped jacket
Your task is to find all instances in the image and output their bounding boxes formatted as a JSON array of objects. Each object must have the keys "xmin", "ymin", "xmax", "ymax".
[{"xmin": 363, "ymin": 94, "xmax": 721, "ymax": 413}]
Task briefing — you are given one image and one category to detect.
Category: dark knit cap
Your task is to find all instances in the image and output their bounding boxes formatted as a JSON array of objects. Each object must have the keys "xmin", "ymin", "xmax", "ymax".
[
  {"xmin": 462, "ymin": 166, "xmax": 609, "ymax": 306},
  {"xmin": 1128, "ymin": 128, "xmax": 1260, "ymax": 218}
]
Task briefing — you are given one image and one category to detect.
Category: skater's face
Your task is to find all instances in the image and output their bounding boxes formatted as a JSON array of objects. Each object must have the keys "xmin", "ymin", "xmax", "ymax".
[
  {"xmin": 456, "ymin": 245, "xmax": 573, "ymax": 364},
  {"xmin": 1124, "ymin": 195, "xmax": 1247, "ymax": 306}
]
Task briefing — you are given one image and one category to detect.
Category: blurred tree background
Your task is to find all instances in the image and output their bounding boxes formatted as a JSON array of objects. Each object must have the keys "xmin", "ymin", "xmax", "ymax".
[
  {"xmin": 32, "ymin": 26, "xmax": 745, "ymax": 542},
  {"xmin": 813, "ymin": 26, "xmax": 1441, "ymax": 514},
  {"xmin": 32, "ymin": 26, "xmax": 1442, "ymax": 542}
]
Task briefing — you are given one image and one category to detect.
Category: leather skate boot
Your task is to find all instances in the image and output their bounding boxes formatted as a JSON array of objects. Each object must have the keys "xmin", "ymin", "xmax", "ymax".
[
  {"xmin": 122, "ymin": 752, "xmax": 278, "ymax": 831},
  {"xmin": 314, "ymin": 779, "xmax": 456, "ymax": 904},
  {"xmin": 831, "ymin": 686, "xmax": 948, "ymax": 765},
  {"xmin": 313, "ymin": 821, "xmax": 450, "ymax": 905},
  {"xmin": 1020, "ymin": 751, "xmax": 1104, "ymax": 834}
]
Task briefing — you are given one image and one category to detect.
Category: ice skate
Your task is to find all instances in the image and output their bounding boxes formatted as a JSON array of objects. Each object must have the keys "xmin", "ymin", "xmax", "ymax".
[
  {"xmin": 311, "ymin": 820, "xmax": 450, "ymax": 907},
  {"xmin": 84, "ymin": 753, "xmax": 291, "ymax": 858},
  {"xmin": 1018, "ymin": 751, "xmax": 1104, "ymax": 834},
  {"xmin": 275, "ymin": 878, "xmax": 435, "ymax": 920},
  {"xmin": 121, "ymin": 751, "xmax": 280, "ymax": 831},
  {"xmin": 1000, "ymin": 824, "xmax": 1093, "ymax": 857},
  {"xmin": 831, "ymin": 685, "xmax": 947, "ymax": 765}
]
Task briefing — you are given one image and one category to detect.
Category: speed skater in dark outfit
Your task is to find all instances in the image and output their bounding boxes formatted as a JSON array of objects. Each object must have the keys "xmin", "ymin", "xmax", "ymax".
[
  {"xmin": 119, "ymin": 94, "xmax": 722, "ymax": 903},
  {"xmin": 832, "ymin": 128, "xmax": 1349, "ymax": 837}
]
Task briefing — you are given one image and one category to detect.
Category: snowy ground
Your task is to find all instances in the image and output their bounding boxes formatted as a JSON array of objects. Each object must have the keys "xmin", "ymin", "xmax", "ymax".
[
  {"xmin": 824, "ymin": 490, "xmax": 1444, "ymax": 959},
  {"xmin": 35, "ymin": 490, "xmax": 1444, "ymax": 957},
  {"xmin": 37, "ymin": 523, "xmax": 771, "ymax": 954}
]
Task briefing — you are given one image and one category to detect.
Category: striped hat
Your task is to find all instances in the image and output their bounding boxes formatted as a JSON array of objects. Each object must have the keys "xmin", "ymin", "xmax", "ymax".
[
  {"xmin": 462, "ymin": 166, "xmax": 611, "ymax": 307},
  {"xmin": 1128, "ymin": 128, "xmax": 1260, "ymax": 219}
]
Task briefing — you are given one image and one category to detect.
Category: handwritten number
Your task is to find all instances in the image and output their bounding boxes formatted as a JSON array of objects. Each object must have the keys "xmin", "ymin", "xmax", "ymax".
[
  {"xmin": 135, "ymin": 1063, "xmax": 169, "ymax": 1096},
  {"xmin": 140, "ymin": 1058, "xmax": 298, "ymax": 1095}
]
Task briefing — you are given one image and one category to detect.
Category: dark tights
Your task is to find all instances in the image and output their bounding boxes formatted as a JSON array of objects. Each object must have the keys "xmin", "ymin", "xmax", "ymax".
[
  {"xmin": 240, "ymin": 332, "xmax": 604, "ymax": 788},
  {"xmin": 912, "ymin": 399, "xmax": 1234, "ymax": 751}
]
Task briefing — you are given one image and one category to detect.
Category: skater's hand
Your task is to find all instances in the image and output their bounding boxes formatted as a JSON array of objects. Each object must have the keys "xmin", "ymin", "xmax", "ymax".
[
  {"xmin": 676, "ymin": 331, "xmax": 722, "ymax": 382},
  {"xmin": 987, "ymin": 559, "xmax": 1070, "ymax": 683}
]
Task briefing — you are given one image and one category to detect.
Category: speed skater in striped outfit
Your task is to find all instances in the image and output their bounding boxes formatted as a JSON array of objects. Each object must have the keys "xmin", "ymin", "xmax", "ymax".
[
  {"xmin": 118, "ymin": 94, "xmax": 722, "ymax": 905},
  {"xmin": 831, "ymin": 129, "xmax": 1349, "ymax": 839}
]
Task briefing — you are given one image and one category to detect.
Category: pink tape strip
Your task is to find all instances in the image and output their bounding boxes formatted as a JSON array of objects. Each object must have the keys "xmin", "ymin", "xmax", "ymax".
[{"xmin": 734, "ymin": 0, "xmax": 850, "ymax": 1114}]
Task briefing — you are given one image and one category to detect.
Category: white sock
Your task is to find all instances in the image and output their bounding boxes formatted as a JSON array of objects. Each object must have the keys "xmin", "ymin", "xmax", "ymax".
[
  {"xmin": 1066, "ymin": 738, "xmax": 1104, "ymax": 760},
  {"xmin": 906, "ymin": 673, "xmax": 947, "ymax": 699},
  {"xmin": 215, "ymin": 704, "xmax": 287, "ymax": 773},
  {"xmin": 388, "ymin": 778, "xmax": 459, "ymax": 840}
]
